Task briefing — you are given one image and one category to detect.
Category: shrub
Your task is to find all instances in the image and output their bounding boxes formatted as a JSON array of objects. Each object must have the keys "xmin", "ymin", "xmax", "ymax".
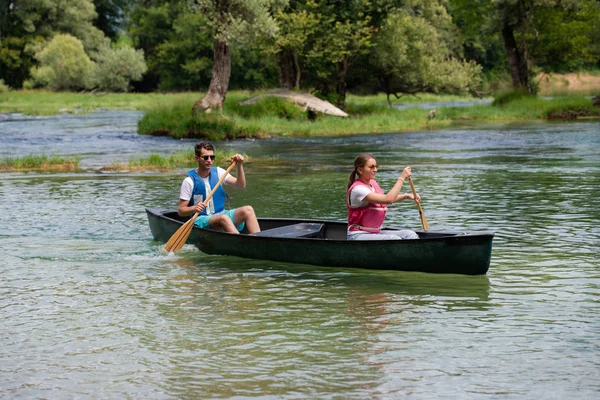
[
  {"xmin": 91, "ymin": 46, "xmax": 147, "ymax": 92},
  {"xmin": 492, "ymin": 88, "xmax": 536, "ymax": 106},
  {"xmin": 0, "ymin": 79, "xmax": 9, "ymax": 93},
  {"xmin": 29, "ymin": 34, "xmax": 94, "ymax": 90},
  {"xmin": 138, "ymin": 101, "xmax": 261, "ymax": 140},
  {"xmin": 233, "ymin": 96, "xmax": 305, "ymax": 120}
]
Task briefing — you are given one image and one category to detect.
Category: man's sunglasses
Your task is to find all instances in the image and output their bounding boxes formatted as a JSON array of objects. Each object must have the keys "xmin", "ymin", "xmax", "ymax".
[{"xmin": 198, "ymin": 155, "xmax": 216, "ymax": 161}]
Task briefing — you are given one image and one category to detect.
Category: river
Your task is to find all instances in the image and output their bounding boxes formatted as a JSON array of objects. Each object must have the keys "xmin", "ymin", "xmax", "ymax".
[{"xmin": 1, "ymin": 111, "xmax": 598, "ymax": 398}]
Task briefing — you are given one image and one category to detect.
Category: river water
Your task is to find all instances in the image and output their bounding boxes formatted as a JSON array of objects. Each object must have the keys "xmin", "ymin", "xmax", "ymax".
[{"xmin": 1, "ymin": 111, "xmax": 599, "ymax": 398}]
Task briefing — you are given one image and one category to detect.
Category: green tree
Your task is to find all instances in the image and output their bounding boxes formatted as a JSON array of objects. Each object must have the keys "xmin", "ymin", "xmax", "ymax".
[
  {"xmin": 447, "ymin": 0, "xmax": 505, "ymax": 76},
  {"xmin": 372, "ymin": 8, "xmax": 481, "ymax": 103},
  {"xmin": 490, "ymin": 0, "xmax": 600, "ymax": 92},
  {"xmin": 92, "ymin": 0, "xmax": 133, "ymax": 40},
  {"xmin": 189, "ymin": 0, "xmax": 281, "ymax": 113},
  {"xmin": 0, "ymin": 0, "xmax": 110, "ymax": 88},
  {"xmin": 269, "ymin": 1, "xmax": 320, "ymax": 89},
  {"xmin": 308, "ymin": 0, "xmax": 375, "ymax": 106},
  {"xmin": 28, "ymin": 34, "xmax": 94, "ymax": 90},
  {"xmin": 92, "ymin": 45, "xmax": 147, "ymax": 91}
]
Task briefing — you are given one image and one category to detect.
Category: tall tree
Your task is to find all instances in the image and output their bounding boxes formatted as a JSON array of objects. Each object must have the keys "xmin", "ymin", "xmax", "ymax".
[
  {"xmin": 302, "ymin": 0, "xmax": 375, "ymax": 106},
  {"xmin": 92, "ymin": 0, "xmax": 133, "ymax": 40},
  {"xmin": 189, "ymin": 0, "xmax": 280, "ymax": 114},
  {"xmin": 492, "ymin": 0, "xmax": 600, "ymax": 92},
  {"xmin": 271, "ymin": 2, "xmax": 319, "ymax": 89},
  {"xmin": 372, "ymin": 7, "xmax": 481, "ymax": 102},
  {"xmin": 0, "ymin": 0, "xmax": 109, "ymax": 87}
]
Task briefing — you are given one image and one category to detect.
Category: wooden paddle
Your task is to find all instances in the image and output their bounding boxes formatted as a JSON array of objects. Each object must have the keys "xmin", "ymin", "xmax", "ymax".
[
  {"xmin": 408, "ymin": 176, "xmax": 428, "ymax": 231},
  {"xmin": 163, "ymin": 161, "xmax": 237, "ymax": 252}
]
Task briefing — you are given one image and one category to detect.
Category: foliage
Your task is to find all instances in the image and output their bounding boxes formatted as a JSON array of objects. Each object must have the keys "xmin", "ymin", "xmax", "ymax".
[
  {"xmin": 92, "ymin": 46, "xmax": 147, "ymax": 92},
  {"xmin": 29, "ymin": 34, "xmax": 94, "ymax": 91},
  {"xmin": 0, "ymin": 154, "xmax": 81, "ymax": 171},
  {"xmin": 531, "ymin": 0, "xmax": 600, "ymax": 72},
  {"xmin": 137, "ymin": 99, "xmax": 262, "ymax": 140},
  {"xmin": 3, "ymin": 0, "xmax": 600, "ymax": 99},
  {"xmin": 232, "ymin": 97, "xmax": 306, "ymax": 120},
  {"xmin": 127, "ymin": 0, "xmax": 276, "ymax": 91},
  {"xmin": 0, "ymin": 79, "xmax": 9, "ymax": 93},
  {"xmin": 373, "ymin": 8, "xmax": 482, "ymax": 96},
  {"xmin": 492, "ymin": 88, "xmax": 537, "ymax": 106},
  {"xmin": 0, "ymin": 0, "xmax": 110, "ymax": 88},
  {"xmin": 191, "ymin": 0, "xmax": 281, "ymax": 46},
  {"xmin": 19, "ymin": 0, "xmax": 109, "ymax": 60},
  {"xmin": 92, "ymin": 0, "xmax": 134, "ymax": 40},
  {"xmin": 300, "ymin": 0, "xmax": 377, "ymax": 104}
]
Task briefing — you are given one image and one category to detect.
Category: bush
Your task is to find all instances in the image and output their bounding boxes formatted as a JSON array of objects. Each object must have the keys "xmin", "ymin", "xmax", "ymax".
[
  {"xmin": 232, "ymin": 96, "xmax": 305, "ymax": 120},
  {"xmin": 492, "ymin": 88, "xmax": 537, "ymax": 106},
  {"xmin": 0, "ymin": 79, "xmax": 9, "ymax": 93},
  {"xmin": 29, "ymin": 34, "xmax": 94, "ymax": 90},
  {"xmin": 91, "ymin": 46, "xmax": 147, "ymax": 92},
  {"xmin": 138, "ymin": 101, "xmax": 261, "ymax": 140}
]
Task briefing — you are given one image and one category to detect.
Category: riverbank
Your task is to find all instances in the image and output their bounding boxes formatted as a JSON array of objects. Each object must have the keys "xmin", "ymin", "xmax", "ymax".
[
  {"xmin": 0, "ymin": 154, "xmax": 81, "ymax": 172},
  {"xmin": 3, "ymin": 89, "xmax": 598, "ymax": 142},
  {"xmin": 136, "ymin": 91, "xmax": 599, "ymax": 140}
]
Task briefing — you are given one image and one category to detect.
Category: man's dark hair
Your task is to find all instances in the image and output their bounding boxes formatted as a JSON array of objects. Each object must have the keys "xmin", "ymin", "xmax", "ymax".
[{"xmin": 195, "ymin": 141, "xmax": 214, "ymax": 156}]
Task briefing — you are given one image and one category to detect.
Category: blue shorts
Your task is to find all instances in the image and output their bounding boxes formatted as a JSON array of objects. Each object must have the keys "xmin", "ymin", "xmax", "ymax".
[{"xmin": 193, "ymin": 209, "xmax": 245, "ymax": 232}]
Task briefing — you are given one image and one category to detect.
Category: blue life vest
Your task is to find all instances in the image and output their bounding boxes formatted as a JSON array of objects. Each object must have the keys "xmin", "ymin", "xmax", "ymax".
[{"xmin": 187, "ymin": 167, "xmax": 227, "ymax": 215}]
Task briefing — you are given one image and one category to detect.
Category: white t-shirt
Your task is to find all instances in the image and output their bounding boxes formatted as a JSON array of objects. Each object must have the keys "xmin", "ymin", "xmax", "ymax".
[
  {"xmin": 179, "ymin": 167, "xmax": 232, "ymax": 215},
  {"xmin": 349, "ymin": 184, "xmax": 374, "ymax": 208}
]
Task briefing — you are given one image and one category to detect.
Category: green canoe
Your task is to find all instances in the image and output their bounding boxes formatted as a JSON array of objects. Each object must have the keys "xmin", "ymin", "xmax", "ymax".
[{"xmin": 146, "ymin": 208, "xmax": 493, "ymax": 275}]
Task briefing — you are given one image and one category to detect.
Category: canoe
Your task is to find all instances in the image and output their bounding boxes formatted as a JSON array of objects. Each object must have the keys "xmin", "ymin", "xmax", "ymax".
[{"xmin": 146, "ymin": 208, "xmax": 494, "ymax": 275}]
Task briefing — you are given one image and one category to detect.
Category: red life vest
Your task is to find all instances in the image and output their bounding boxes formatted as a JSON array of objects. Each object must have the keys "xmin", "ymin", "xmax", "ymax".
[{"xmin": 347, "ymin": 180, "xmax": 388, "ymax": 233}]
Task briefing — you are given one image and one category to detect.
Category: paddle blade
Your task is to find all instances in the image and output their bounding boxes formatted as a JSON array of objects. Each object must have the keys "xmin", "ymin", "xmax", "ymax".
[
  {"xmin": 418, "ymin": 204, "xmax": 429, "ymax": 231},
  {"xmin": 163, "ymin": 217, "xmax": 195, "ymax": 252}
]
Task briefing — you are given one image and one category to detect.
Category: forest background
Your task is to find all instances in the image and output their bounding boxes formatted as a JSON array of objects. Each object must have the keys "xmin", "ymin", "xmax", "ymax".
[
  {"xmin": 1, "ymin": 0, "xmax": 600, "ymax": 143},
  {"xmin": 2, "ymin": 0, "xmax": 600, "ymax": 98}
]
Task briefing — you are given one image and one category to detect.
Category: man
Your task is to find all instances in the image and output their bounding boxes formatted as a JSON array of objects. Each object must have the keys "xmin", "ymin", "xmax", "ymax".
[{"xmin": 178, "ymin": 141, "xmax": 260, "ymax": 234}]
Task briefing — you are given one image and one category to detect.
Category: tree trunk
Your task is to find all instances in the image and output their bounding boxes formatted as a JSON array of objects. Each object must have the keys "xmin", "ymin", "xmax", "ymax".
[
  {"xmin": 501, "ymin": 15, "xmax": 532, "ymax": 92},
  {"xmin": 278, "ymin": 50, "xmax": 295, "ymax": 90},
  {"xmin": 192, "ymin": 38, "xmax": 231, "ymax": 114},
  {"xmin": 293, "ymin": 53, "xmax": 301, "ymax": 90},
  {"xmin": 335, "ymin": 58, "xmax": 350, "ymax": 108}
]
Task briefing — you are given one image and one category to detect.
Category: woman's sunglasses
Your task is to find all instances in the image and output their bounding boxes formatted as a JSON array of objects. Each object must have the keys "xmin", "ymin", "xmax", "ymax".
[{"xmin": 198, "ymin": 155, "xmax": 216, "ymax": 161}]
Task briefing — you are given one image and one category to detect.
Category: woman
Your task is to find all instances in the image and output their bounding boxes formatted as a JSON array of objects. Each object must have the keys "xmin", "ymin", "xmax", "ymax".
[{"xmin": 347, "ymin": 153, "xmax": 420, "ymax": 240}]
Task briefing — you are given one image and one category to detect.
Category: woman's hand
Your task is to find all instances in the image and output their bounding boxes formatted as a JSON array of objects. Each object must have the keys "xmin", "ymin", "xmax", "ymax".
[
  {"xmin": 406, "ymin": 192, "xmax": 421, "ymax": 202},
  {"xmin": 194, "ymin": 202, "xmax": 207, "ymax": 213},
  {"xmin": 400, "ymin": 166, "xmax": 412, "ymax": 181}
]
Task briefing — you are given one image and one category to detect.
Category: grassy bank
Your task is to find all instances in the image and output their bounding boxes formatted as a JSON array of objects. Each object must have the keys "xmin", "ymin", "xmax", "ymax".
[
  {"xmin": 100, "ymin": 150, "xmax": 252, "ymax": 172},
  {"xmin": 0, "ymin": 90, "xmax": 188, "ymax": 115},
  {"xmin": 0, "ymin": 154, "xmax": 81, "ymax": 171},
  {"xmin": 138, "ymin": 91, "xmax": 598, "ymax": 140},
  {"xmin": 2, "ymin": 88, "xmax": 598, "ymax": 142}
]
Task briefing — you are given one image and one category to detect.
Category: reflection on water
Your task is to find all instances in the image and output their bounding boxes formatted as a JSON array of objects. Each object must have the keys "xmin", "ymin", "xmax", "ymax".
[{"xmin": 0, "ymin": 112, "xmax": 598, "ymax": 398}]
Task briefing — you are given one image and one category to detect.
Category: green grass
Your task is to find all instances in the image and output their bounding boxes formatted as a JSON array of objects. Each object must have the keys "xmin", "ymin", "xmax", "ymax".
[
  {"xmin": 102, "ymin": 149, "xmax": 252, "ymax": 171},
  {"xmin": 442, "ymin": 94, "xmax": 597, "ymax": 121},
  {"xmin": 0, "ymin": 90, "xmax": 189, "ymax": 115},
  {"xmin": 137, "ymin": 91, "xmax": 599, "ymax": 138},
  {"xmin": 346, "ymin": 92, "xmax": 478, "ymax": 106},
  {"xmin": 2, "ymin": 89, "xmax": 598, "ymax": 140},
  {"xmin": 0, "ymin": 154, "xmax": 81, "ymax": 171}
]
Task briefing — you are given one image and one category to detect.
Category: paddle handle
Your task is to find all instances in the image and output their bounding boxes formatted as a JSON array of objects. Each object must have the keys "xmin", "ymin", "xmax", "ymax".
[
  {"xmin": 188, "ymin": 161, "xmax": 237, "ymax": 223},
  {"xmin": 408, "ymin": 176, "xmax": 428, "ymax": 231}
]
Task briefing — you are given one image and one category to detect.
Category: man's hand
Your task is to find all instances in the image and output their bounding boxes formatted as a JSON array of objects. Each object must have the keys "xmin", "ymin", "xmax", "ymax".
[{"xmin": 231, "ymin": 153, "xmax": 244, "ymax": 164}]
